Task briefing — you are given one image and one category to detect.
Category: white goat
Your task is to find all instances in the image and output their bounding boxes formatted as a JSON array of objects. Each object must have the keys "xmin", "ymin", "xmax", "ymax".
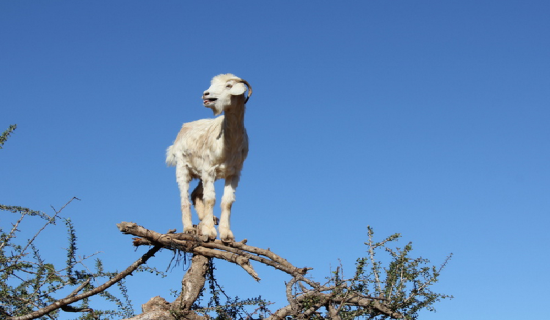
[{"xmin": 166, "ymin": 74, "xmax": 252, "ymax": 242}]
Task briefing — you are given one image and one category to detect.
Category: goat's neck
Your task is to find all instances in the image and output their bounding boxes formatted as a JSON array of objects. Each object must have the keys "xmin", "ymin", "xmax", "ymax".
[{"xmin": 222, "ymin": 106, "xmax": 246, "ymax": 144}]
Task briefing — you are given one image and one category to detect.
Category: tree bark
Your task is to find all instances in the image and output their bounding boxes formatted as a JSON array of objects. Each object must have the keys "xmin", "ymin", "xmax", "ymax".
[
  {"xmin": 171, "ymin": 254, "xmax": 209, "ymax": 312},
  {"xmin": 123, "ymin": 254, "xmax": 210, "ymax": 320}
]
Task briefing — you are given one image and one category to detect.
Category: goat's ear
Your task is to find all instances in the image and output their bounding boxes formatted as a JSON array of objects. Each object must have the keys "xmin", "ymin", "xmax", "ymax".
[{"xmin": 229, "ymin": 82, "xmax": 247, "ymax": 96}]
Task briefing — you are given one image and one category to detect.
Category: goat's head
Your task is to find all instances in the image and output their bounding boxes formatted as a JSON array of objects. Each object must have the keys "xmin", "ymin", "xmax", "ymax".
[{"xmin": 202, "ymin": 74, "xmax": 252, "ymax": 116}]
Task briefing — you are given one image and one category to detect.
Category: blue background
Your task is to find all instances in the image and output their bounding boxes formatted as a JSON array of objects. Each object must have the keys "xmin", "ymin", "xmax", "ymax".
[{"xmin": 2, "ymin": 1, "xmax": 549, "ymax": 319}]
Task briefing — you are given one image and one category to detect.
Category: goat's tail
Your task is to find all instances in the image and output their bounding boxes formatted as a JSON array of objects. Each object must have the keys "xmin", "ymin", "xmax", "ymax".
[{"xmin": 166, "ymin": 145, "xmax": 177, "ymax": 167}]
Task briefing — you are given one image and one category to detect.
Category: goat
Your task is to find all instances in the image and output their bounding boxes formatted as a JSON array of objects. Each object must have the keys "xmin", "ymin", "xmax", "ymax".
[{"xmin": 166, "ymin": 74, "xmax": 252, "ymax": 242}]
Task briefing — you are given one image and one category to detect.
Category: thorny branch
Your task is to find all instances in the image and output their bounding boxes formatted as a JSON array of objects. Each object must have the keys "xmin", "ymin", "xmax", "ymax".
[
  {"xmin": 7, "ymin": 245, "xmax": 162, "ymax": 320},
  {"xmin": 117, "ymin": 222, "xmax": 405, "ymax": 320}
]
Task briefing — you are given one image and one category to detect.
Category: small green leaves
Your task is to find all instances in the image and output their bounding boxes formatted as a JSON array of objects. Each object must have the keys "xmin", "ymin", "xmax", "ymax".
[
  {"xmin": 0, "ymin": 124, "xmax": 17, "ymax": 149},
  {"xmin": 0, "ymin": 199, "xmax": 145, "ymax": 319}
]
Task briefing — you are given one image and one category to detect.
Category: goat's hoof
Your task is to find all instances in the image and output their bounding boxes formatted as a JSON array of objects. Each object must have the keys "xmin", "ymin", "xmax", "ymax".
[
  {"xmin": 220, "ymin": 231, "xmax": 235, "ymax": 243},
  {"xmin": 198, "ymin": 233, "xmax": 217, "ymax": 242},
  {"xmin": 219, "ymin": 228, "xmax": 234, "ymax": 243},
  {"xmin": 198, "ymin": 226, "xmax": 217, "ymax": 242},
  {"xmin": 199, "ymin": 223, "xmax": 217, "ymax": 239},
  {"xmin": 221, "ymin": 238, "xmax": 234, "ymax": 244},
  {"xmin": 220, "ymin": 234, "xmax": 235, "ymax": 244},
  {"xmin": 183, "ymin": 226, "xmax": 196, "ymax": 235}
]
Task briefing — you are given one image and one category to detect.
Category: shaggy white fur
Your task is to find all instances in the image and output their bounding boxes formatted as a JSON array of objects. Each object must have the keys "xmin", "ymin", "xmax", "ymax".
[{"xmin": 166, "ymin": 74, "xmax": 252, "ymax": 242}]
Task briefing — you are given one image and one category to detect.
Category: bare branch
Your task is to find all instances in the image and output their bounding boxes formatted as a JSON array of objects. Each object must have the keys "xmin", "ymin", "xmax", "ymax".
[
  {"xmin": 171, "ymin": 254, "xmax": 209, "ymax": 312},
  {"xmin": 67, "ymin": 278, "xmax": 92, "ymax": 297},
  {"xmin": 117, "ymin": 222, "xmax": 310, "ymax": 281},
  {"xmin": 267, "ymin": 290, "xmax": 403, "ymax": 320}
]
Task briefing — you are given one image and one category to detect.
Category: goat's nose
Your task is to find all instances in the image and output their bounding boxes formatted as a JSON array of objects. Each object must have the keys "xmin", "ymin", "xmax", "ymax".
[{"xmin": 203, "ymin": 91, "xmax": 209, "ymax": 96}]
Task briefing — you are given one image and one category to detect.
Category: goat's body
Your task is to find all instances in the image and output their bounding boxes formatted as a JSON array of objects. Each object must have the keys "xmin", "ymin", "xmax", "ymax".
[
  {"xmin": 167, "ymin": 74, "xmax": 251, "ymax": 242},
  {"xmin": 167, "ymin": 116, "xmax": 248, "ymax": 179}
]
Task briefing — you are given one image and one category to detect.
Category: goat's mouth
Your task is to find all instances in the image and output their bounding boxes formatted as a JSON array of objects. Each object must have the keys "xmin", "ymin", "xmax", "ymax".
[{"xmin": 203, "ymin": 98, "xmax": 217, "ymax": 106}]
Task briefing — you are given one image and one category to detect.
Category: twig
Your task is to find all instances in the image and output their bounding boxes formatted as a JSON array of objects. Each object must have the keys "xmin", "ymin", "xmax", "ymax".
[
  {"xmin": 367, "ymin": 227, "xmax": 383, "ymax": 294},
  {"xmin": 12, "ymin": 198, "xmax": 79, "ymax": 269},
  {"xmin": 0, "ymin": 213, "xmax": 25, "ymax": 251}
]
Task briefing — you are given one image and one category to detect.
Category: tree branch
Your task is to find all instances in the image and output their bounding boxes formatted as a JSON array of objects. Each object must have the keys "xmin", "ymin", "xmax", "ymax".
[
  {"xmin": 117, "ymin": 222, "xmax": 310, "ymax": 281},
  {"xmin": 267, "ymin": 290, "xmax": 403, "ymax": 320},
  {"xmin": 8, "ymin": 245, "xmax": 162, "ymax": 320},
  {"xmin": 171, "ymin": 254, "xmax": 209, "ymax": 312}
]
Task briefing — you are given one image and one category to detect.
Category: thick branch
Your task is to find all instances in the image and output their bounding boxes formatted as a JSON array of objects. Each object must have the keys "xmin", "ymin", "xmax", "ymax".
[
  {"xmin": 122, "ymin": 265, "xmax": 210, "ymax": 320},
  {"xmin": 268, "ymin": 290, "xmax": 404, "ymax": 320},
  {"xmin": 171, "ymin": 254, "xmax": 209, "ymax": 311},
  {"xmin": 117, "ymin": 222, "xmax": 309, "ymax": 281},
  {"xmin": 123, "ymin": 296, "xmax": 206, "ymax": 320}
]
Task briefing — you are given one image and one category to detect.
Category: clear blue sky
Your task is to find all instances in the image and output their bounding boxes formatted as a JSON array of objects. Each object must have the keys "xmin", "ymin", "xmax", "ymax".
[{"xmin": 2, "ymin": 1, "xmax": 549, "ymax": 319}]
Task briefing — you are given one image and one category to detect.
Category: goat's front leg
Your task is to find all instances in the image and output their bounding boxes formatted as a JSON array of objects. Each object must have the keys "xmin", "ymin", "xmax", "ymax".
[
  {"xmin": 199, "ymin": 172, "xmax": 217, "ymax": 241},
  {"xmin": 219, "ymin": 175, "xmax": 239, "ymax": 242},
  {"xmin": 176, "ymin": 164, "xmax": 193, "ymax": 234}
]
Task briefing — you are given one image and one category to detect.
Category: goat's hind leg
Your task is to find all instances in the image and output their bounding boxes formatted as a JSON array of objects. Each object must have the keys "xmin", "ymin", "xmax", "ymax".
[
  {"xmin": 176, "ymin": 164, "xmax": 194, "ymax": 234},
  {"xmin": 191, "ymin": 181, "xmax": 205, "ymax": 221},
  {"xmin": 191, "ymin": 181, "xmax": 219, "ymax": 228},
  {"xmin": 199, "ymin": 175, "xmax": 217, "ymax": 241}
]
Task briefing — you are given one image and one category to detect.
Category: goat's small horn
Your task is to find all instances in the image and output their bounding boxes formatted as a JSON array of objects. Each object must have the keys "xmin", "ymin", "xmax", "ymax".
[{"xmin": 239, "ymin": 79, "xmax": 252, "ymax": 103}]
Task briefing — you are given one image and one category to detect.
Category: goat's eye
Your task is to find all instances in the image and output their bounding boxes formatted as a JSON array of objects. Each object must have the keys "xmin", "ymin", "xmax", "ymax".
[{"xmin": 226, "ymin": 84, "xmax": 233, "ymax": 88}]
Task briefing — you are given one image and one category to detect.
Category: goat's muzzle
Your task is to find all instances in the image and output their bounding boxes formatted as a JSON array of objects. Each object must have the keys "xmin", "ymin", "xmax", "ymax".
[{"xmin": 203, "ymin": 97, "xmax": 217, "ymax": 106}]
